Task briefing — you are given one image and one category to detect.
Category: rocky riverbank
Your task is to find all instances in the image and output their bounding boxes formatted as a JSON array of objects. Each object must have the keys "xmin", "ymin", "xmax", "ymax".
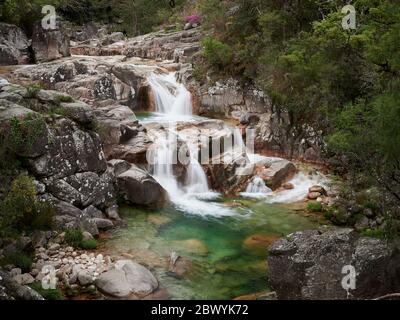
[{"xmin": 1, "ymin": 19, "xmax": 399, "ymax": 301}]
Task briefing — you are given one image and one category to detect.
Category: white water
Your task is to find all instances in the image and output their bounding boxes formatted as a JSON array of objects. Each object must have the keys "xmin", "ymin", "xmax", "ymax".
[
  {"xmin": 147, "ymin": 70, "xmax": 325, "ymax": 214},
  {"xmin": 148, "ymin": 72, "xmax": 235, "ymax": 216}
]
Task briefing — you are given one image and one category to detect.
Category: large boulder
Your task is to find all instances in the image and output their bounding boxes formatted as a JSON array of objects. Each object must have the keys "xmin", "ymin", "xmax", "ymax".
[
  {"xmin": 95, "ymin": 260, "xmax": 158, "ymax": 298},
  {"xmin": 32, "ymin": 20, "xmax": 70, "ymax": 63},
  {"xmin": 0, "ymin": 23, "xmax": 30, "ymax": 65},
  {"xmin": 116, "ymin": 165, "xmax": 168, "ymax": 208},
  {"xmin": 268, "ymin": 228, "xmax": 400, "ymax": 300},
  {"xmin": 28, "ymin": 118, "xmax": 107, "ymax": 179},
  {"xmin": 259, "ymin": 159, "xmax": 297, "ymax": 190}
]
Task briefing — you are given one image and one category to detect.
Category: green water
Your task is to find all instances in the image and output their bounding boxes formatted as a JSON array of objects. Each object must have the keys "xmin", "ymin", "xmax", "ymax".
[{"xmin": 105, "ymin": 198, "xmax": 321, "ymax": 300}]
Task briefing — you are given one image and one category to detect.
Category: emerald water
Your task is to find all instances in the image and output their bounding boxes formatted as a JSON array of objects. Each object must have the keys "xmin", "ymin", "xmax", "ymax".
[{"xmin": 105, "ymin": 198, "xmax": 321, "ymax": 300}]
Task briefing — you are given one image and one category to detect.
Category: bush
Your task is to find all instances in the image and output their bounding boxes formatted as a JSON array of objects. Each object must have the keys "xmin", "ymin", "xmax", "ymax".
[
  {"xmin": 3, "ymin": 252, "xmax": 33, "ymax": 272},
  {"xmin": 65, "ymin": 229, "xmax": 84, "ymax": 248},
  {"xmin": 30, "ymin": 282, "xmax": 64, "ymax": 300},
  {"xmin": 26, "ymin": 84, "xmax": 43, "ymax": 98},
  {"xmin": 56, "ymin": 95, "xmax": 74, "ymax": 103},
  {"xmin": 307, "ymin": 201, "xmax": 323, "ymax": 213},
  {"xmin": 0, "ymin": 174, "xmax": 54, "ymax": 238},
  {"xmin": 65, "ymin": 229, "xmax": 98, "ymax": 249},
  {"xmin": 203, "ymin": 37, "xmax": 233, "ymax": 70}
]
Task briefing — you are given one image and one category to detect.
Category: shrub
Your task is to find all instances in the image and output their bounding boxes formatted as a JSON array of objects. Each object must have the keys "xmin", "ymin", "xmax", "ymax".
[
  {"xmin": 65, "ymin": 229, "xmax": 98, "ymax": 249},
  {"xmin": 56, "ymin": 95, "xmax": 74, "ymax": 103},
  {"xmin": 30, "ymin": 282, "xmax": 64, "ymax": 300},
  {"xmin": 26, "ymin": 83, "xmax": 43, "ymax": 98},
  {"xmin": 65, "ymin": 229, "xmax": 84, "ymax": 248},
  {"xmin": 3, "ymin": 252, "xmax": 33, "ymax": 272},
  {"xmin": 360, "ymin": 228, "xmax": 385, "ymax": 239},
  {"xmin": 185, "ymin": 14, "xmax": 201, "ymax": 24},
  {"xmin": 307, "ymin": 201, "xmax": 323, "ymax": 213},
  {"xmin": 79, "ymin": 239, "xmax": 98, "ymax": 250},
  {"xmin": 203, "ymin": 37, "xmax": 233, "ymax": 70},
  {"xmin": 0, "ymin": 174, "xmax": 54, "ymax": 238}
]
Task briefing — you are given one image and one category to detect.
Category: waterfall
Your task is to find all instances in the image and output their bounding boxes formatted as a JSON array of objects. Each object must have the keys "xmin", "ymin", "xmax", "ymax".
[
  {"xmin": 147, "ymin": 72, "xmax": 234, "ymax": 216},
  {"xmin": 245, "ymin": 176, "xmax": 272, "ymax": 194},
  {"xmin": 148, "ymin": 72, "xmax": 192, "ymax": 116}
]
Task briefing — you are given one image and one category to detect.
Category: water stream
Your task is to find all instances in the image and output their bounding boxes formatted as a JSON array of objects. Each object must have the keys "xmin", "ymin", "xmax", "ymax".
[{"xmin": 106, "ymin": 70, "xmax": 326, "ymax": 299}]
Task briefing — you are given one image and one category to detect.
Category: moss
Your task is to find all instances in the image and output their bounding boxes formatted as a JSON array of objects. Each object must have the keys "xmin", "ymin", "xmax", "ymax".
[
  {"xmin": 307, "ymin": 201, "xmax": 323, "ymax": 213},
  {"xmin": 30, "ymin": 282, "xmax": 64, "ymax": 300},
  {"xmin": 360, "ymin": 228, "xmax": 385, "ymax": 239}
]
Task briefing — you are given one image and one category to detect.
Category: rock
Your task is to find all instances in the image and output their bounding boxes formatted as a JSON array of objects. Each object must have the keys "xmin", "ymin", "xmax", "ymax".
[
  {"xmin": 80, "ymin": 218, "xmax": 99, "ymax": 237},
  {"xmin": 282, "ymin": 183, "xmax": 294, "ymax": 190},
  {"xmin": 105, "ymin": 205, "xmax": 121, "ymax": 220},
  {"xmin": 58, "ymin": 101, "xmax": 94, "ymax": 125},
  {"xmin": 268, "ymin": 228, "xmax": 400, "ymax": 299},
  {"xmin": 0, "ymin": 23, "xmax": 30, "ymax": 65},
  {"xmin": 82, "ymin": 231, "xmax": 94, "ymax": 241},
  {"xmin": 307, "ymin": 192, "xmax": 321, "ymax": 200},
  {"xmin": 48, "ymin": 243, "xmax": 60, "ymax": 251},
  {"xmin": 177, "ymin": 239, "xmax": 208, "ymax": 256},
  {"xmin": 93, "ymin": 218, "xmax": 114, "ymax": 230},
  {"xmin": 83, "ymin": 206, "xmax": 104, "ymax": 219},
  {"xmin": 32, "ymin": 19, "xmax": 70, "ymax": 62},
  {"xmin": 95, "ymin": 268, "xmax": 131, "ymax": 298},
  {"xmin": 107, "ymin": 159, "xmax": 131, "ymax": 177},
  {"xmin": 10, "ymin": 268, "xmax": 21, "ymax": 278},
  {"xmin": 243, "ymin": 234, "xmax": 281, "ymax": 252},
  {"xmin": 101, "ymin": 32, "xmax": 125, "ymax": 45},
  {"xmin": 78, "ymin": 270, "xmax": 93, "ymax": 286},
  {"xmin": 0, "ymin": 270, "xmax": 44, "ymax": 300},
  {"xmin": 13, "ymin": 273, "xmax": 35, "ymax": 285},
  {"xmin": 114, "ymin": 260, "xmax": 158, "ymax": 298},
  {"xmin": 309, "ymin": 185, "xmax": 327, "ymax": 195},
  {"xmin": 355, "ymin": 216, "xmax": 370, "ymax": 231},
  {"xmin": 117, "ymin": 165, "xmax": 168, "ymax": 208},
  {"xmin": 260, "ymin": 159, "xmax": 297, "ymax": 190}
]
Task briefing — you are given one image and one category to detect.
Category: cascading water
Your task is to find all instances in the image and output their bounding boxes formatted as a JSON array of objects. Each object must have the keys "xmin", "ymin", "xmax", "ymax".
[
  {"xmin": 148, "ymin": 72, "xmax": 192, "ymax": 117},
  {"xmin": 148, "ymin": 72, "xmax": 233, "ymax": 216}
]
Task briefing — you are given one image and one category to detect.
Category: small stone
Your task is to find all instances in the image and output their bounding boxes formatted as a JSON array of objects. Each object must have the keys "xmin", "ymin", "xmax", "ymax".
[
  {"xmin": 30, "ymin": 269, "xmax": 39, "ymax": 277},
  {"xmin": 10, "ymin": 268, "xmax": 22, "ymax": 277},
  {"xmin": 78, "ymin": 270, "xmax": 93, "ymax": 286},
  {"xmin": 13, "ymin": 273, "xmax": 35, "ymax": 285},
  {"xmin": 48, "ymin": 243, "xmax": 61, "ymax": 251}
]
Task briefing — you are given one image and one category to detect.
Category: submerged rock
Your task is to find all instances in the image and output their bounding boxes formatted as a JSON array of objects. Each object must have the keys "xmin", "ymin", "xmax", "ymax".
[{"xmin": 268, "ymin": 228, "xmax": 400, "ymax": 299}]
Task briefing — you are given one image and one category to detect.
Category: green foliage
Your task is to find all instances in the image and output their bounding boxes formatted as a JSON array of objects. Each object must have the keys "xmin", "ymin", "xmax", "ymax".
[
  {"xmin": 55, "ymin": 95, "xmax": 74, "ymax": 103},
  {"xmin": 2, "ymin": 251, "xmax": 33, "ymax": 272},
  {"xmin": 65, "ymin": 229, "xmax": 98, "ymax": 249},
  {"xmin": 307, "ymin": 201, "xmax": 323, "ymax": 213},
  {"xmin": 30, "ymin": 282, "xmax": 64, "ymax": 300},
  {"xmin": 25, "ymin": 83, "xmax": 43, "ymax": 98},
  {"xmin": 65, "ymin": 229, "xmax": 84, "ymax": 248},
  {"xmin": 6, "ymin": 115, "xmax": 46, "ymax": 154},
  {"xmin": 360, "ymin": 228, "xmax": 385, "ymax": 239},
  {"xmin": 79, "ymin": 239, "xmax": 98, "ymax": 250},
  {"xmin": 202, "ymin": 37, "xmax": 233, "ymax": 71},
  {"xmin": 0, "ymin": 174, "xmax": 54, "ymax": 238}
]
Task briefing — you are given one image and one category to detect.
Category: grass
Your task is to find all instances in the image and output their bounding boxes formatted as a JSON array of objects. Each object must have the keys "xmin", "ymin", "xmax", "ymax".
[
  {"xmin": 56, "ymin": 95, "xmax": 74, "ymax": 103},
  {"xmin": 30, "ymin": 282, "xmax": 64, "ymax": 300},
  {"xmin": 307, "ymin": 201, "xmax": 323, "ymax": 213},
  {"xmin": 65, "ymin": 229, "xmax": 98, "ymax": 249}
]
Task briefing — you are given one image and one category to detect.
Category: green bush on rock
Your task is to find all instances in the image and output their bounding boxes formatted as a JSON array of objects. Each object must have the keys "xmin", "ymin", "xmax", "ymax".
[
  {"xmin": 30, "ymin": 282, "xmax": 64, "ymax": 300},
  {"xmin": 0, "ymin": 174, "xmax": 54, "ymax": 238},
  {"xmin": 307, "ymin": 201, "xmax": 323, "ymax": 213}
]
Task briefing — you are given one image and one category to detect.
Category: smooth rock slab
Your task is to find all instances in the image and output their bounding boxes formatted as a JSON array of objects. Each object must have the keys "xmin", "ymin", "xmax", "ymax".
[{"xmin": 96, "ymin": 260, "xmax": 158, "ymax": 298}]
